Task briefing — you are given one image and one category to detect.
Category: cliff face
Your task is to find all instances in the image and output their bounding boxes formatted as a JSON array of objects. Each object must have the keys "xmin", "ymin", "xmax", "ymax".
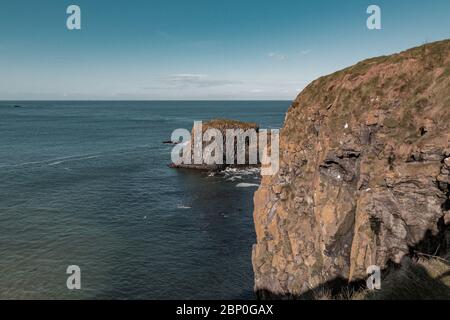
[{"xmin": 252, "ymin": 40, "xmax": 450, "ymax": 297}]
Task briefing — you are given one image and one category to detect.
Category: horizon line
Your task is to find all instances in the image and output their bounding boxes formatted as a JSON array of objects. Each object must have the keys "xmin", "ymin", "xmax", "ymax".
[{"xmin": 0, "ymin": 99, "xmax": 294, "ymax": 102}]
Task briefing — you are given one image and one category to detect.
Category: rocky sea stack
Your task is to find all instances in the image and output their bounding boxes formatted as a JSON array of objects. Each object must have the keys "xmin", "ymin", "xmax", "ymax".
[
  {"xmin": 169, "ymin": 119, "xmax": 263, "ymax": 171},
  {"xmin": 252, "ymin": 40, "xmax": 450, "ymax": 298}
]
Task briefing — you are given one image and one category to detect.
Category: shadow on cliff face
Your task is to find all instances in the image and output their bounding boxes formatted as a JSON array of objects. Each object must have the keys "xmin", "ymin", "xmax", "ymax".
[
  {"xmin": 361, "ymin": 257, "xmax": 450, "ymax": 300},
  {"xmin": 255, "ymin": 148, "xmax": 450, "ymax": 301},
  {"xmin": 256, "ymin": 257, "xmax": 450, "ymax": 300},
  {"xmin": 256, "ymin": 223, "xmax": 450, "ymax": 300},
  {"xmin": 411, "ymin": 217, "xmax": 449, "ymax": 257},
  {"xmin": 255, "ymin": 277, "xmax": 366, "ymax": 300}
]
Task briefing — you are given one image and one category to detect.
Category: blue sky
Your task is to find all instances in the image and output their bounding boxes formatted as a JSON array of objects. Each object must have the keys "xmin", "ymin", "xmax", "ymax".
[{"xmin": 0, "ymin": 0, "xmax": 449, "ymax": 100}]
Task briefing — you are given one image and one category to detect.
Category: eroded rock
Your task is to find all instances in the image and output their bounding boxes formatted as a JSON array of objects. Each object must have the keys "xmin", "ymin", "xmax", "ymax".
[{"xmin": 252, "ymin": 40, "xmax": 450, "ymax": 298}]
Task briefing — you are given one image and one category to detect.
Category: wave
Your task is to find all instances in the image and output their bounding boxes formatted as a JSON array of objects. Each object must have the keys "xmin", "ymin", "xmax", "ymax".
[
  {"xmin": 48, "ymin": 155, "xmax": 99, "ymax": 166},
  {"xmin": 236, "ymin": 183, "xmax": 260, "ymax": 188},
  {"xmin": 226, "ymin": 175, "xmax": 242, "ymax": 182},
  {"xmin": 221, "ymin": 167, "xmax": 260, "ymax": 176},
  {"xmin": 177, "ymin": 204, "xmax": 192, "ymax": 209},
  {"xmin": 0, "ymin": 154, "xmax": 100, "ymax": 169},
  {"xmin": 0, "ymin": 145, "xmax": 153, "ymax": 169}
]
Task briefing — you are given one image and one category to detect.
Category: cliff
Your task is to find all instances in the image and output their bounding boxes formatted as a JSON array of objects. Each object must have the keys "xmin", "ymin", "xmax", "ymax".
[{"xmin": 252, "ymin": 40, "xmax": 450, "ymax": 298}]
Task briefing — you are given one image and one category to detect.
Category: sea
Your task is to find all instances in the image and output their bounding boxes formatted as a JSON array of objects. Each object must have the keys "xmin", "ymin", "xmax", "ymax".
[{"xmin": 0, "ymin": 101, "xmax": 288, "ymax": 299}]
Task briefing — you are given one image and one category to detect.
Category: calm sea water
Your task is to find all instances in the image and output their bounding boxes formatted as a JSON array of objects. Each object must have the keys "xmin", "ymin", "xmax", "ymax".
[{"xmin": 0, "ymin": 101, "xmax": 288, "ymax": 299}]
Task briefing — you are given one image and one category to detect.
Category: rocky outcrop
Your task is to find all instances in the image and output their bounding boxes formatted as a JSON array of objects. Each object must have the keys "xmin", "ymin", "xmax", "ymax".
[
  {"xmin": 170, "ymin": 119, "xmax": 262, "ymax": 171},
  {"xmin": 252, "ymin": 40, "xmax": 450, "ymax": 297}
]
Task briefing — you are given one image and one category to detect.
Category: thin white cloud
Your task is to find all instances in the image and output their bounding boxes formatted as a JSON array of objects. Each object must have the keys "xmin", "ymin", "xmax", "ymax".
[
  {"xmin": 268, "ymin": 49, "xmax": 311, "ymax": 60},
  {"xmin": 144, "ymin": 74, "xmax": 242, "ymax": 90},
  {"xmin": 166, "ymin": 73, "xmax": 208, "ymax": 81},
  {"xmin": 268, "ymin": 52, "xmax": 288, "ymax": 60}
]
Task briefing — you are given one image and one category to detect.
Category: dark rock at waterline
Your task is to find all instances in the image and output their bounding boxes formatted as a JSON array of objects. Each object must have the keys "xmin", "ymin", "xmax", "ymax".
[
  {"xmin": 168, "ymin": 162, "xmax": 262, "ymax": 173},
  {"xmin": 168, "ymin": 163, "xmax": 225, "ymax": 171}
]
